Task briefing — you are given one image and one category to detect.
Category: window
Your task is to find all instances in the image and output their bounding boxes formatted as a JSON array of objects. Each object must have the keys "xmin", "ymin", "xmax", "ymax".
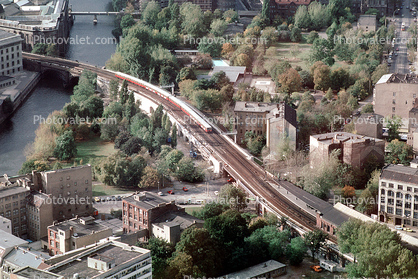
[
  {"xmin": 381, "ymin": 189, "xmax": 385, "ymax": 195},
  {"xmin": 67, "ymin": 176, "xmax": 70, "ymax": 180},
  {"xmin": 408, "ymin": 187, "xmax": 412, "ymax": 192},
  {"xmin": 393, "ymin": 92, "xmax": 396, "ymax": 97},
  {"xmin": 13, "ymin": 209, "xmax": 18, "ymax": 215},
  {"xmin": 74, "ymin": 182, "xmax": 77, "ymax": 186},
  {"xmin": 398, "ymin": 185, "xmax": 403, "ymax": 190},
  {"xmin": 396, "ymin": 192, "xmax": 403, "ymax": 199},
  {"xmin": 406, "ymin": 194, "xmax": 412, "ymax": 201},
  {"xmin": 414, "ymin": 94, "xmax": 417, "ymax": 98},
  {"xmin": 396, "ymin": 208, "xmax": 402, "ymax": 215},
  {"xmin": 389, "ymin": 183, "xmax": 394, "ymax": 188},
  {"xmin": 406, "ymin": 202, "xmax": 412, "ymax": 209},
  {"xmin": 392, "ymin": 107, "xmax": 396, "ymax": 112},
  {"xmin": 388, "ymin": 198, "xmax": 394, "ymax": 205},
  {"xmin": 388, "ymin": 190, "xmax": 394, "ymax": 197},
  {"xmin": 393, "ymin": 99, "xmax": 396, "ymax": 104},
  {"xmin": 85, "ymin": 180, "xmax": 89, "ymax": 184},
  {"xmin": 405, "ymin": 210, "xmax": 411, "ymax": 217},
  {"xmin": 396, "ymin": 200, "xmax": 403, "ymax": 207}
]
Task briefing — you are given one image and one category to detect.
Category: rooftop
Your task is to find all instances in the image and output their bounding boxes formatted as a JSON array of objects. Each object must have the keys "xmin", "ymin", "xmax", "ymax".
[
  {"xmin": 11, "ymin": 266, "xmax": 63, "ymax": 279},
  {"xmin": 376, "ymin": 73, "xmax": 418, "ymax": 84},
  {"xmin": 311, "ymin": 132, "xmax": 383, "ymax": 145},
  {"xmin": 123, "ymin": 192, "xmax": 174, "ymax": 210},
  {"xmin": 212, "ymin": 66, "xmax": 246, "ymax": 83},
  {"xmin": 0, "ymin": 229, "xmax": 28, "ymax": 249},
  {"xmin": 380, "ymin": 164, "xmax": 418, "ymax": 185},
  {"xmin": 358, "ymin": 14, "xmax": 377, "ymax": 27},
  {"xmin": 234, "ymin": 101, "xmax": 278, "ymax": 113},
  {"xmin": 47, "ymin": 241, "xmax": 150, "ymax": 279},
  {"xmin": 223, "ymin": 260, "xmax": 286, "ymax": 278},
  {"xmin": 0, "ymin": 184, "xmax": 29, "ymax": 197},
  {"xmin": 48, "ymin": 216, "xmax": 112, "ymax": 237},
  {"xmin": 4, "ymin": 246, "xmax": 50, "ymax": 269},
  {"xmin": 153, "ymin": 211, "xmax": 204, "ymax": 230}
]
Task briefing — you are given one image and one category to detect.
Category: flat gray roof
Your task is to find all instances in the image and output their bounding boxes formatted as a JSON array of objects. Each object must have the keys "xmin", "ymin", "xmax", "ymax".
[
  {"xmin": 4, "ymin": 246, "xmax": 50, "ymax": 268},
  {"xmin": 0, "ymin": 230, "xmax": 28, "ymax": 249},
  {"xmin": 50, "ymin": 244, "xmax": 146, "ymax": 278},
  {"xmin": 123, "ymin": 192, "xmax": 172, "ymax": 210},
  {"xmin": 381, "ymin": 164, "xmax": 418, "ymax": 185},
  {"xmin": 153, "ymin": 211, "xmax": 203, "ymax": 230},
  {"xmin": 48, "ymin": 217, "xmax": 111, "ymax": 237},
  {"xmin": 311, "ymin": 132, "xmax": 383, "ymax": 145},
  {"xmin": 223, "ymin": 260, "xmax": 286, "ymax": 278},
  {"xmin": 0, "ymin": 185, "xmax": 29, "ymax": 198},
  {"xmin": 12, "ymin": 266, "xmax": 62, "ymax": 279},
  {"xmin": 212, "ymin": 66, "xmax": 246, "ymax": 83}
]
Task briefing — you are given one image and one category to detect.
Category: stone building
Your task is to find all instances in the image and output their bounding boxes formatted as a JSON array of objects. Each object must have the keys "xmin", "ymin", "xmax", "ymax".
[
  {"xmin": 30, "ymin": 165, "xmax": 94, "ymax": 222},
  {"xmin": 0, "ymin": 31, "xmax": 23, "ymax": 76},
  {"xmin": 234, "ymin": 101, "xmax": 297, "ymax": 150},
  {"xmin": 309, "ymin": 132, "xmax": 385, "ymax": 170},
  {"xmin": 378, "ymin": 164, "xmax": 418, "ymax": 228},
  {"xmin": 354, "ymin": 113, "xmax": 384, "ymax": 139},
  {"xmin": 374, "ymin": 73, "xmax": 418, "ymax": 132},
  {"xmin": 357, "ymin": 14, "xmax": 377, "ymax": 32},
  {"xmin": 26, "ymin": 191, "xmax": 53, "ymax": 241},
  {"xmin": 268, "ymin": 0, "xmax": 311, "ymax": 20},
  {"xmin": 0, "ymin": 176, "xmax": 31, "ymax": 237},
  {"xmin": 47, "ymin": 216, "xmax": 113, "ymax": 256},
  {"xmin": 0, "ymin": 0, "xmax": 70, "ymax": 55}
]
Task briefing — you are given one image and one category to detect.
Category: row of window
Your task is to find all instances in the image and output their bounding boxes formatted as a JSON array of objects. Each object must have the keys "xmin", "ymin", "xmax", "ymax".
[
  {"xmin": 0, "ymin": 45, "xmax": 19, "ymax": 54},
  {"xmin": 0, "ymin": 52, "xmax": 19, "ymax": 62},
  {"xmin": 381, "ymin": 182, "xmax": 418, "ymax": 193},
  {"xmin": 0, "ymin": 193, "xmax": 27, "ymax": 203}
]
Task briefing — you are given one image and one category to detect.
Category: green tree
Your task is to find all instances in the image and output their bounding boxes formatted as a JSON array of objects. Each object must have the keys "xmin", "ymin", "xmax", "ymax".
[
  {"xmin": 210, "ymin": 19, "xmax": 227, "ymax": 36},
  {"xmin": 309, "ymin": 38, "xmax": 334, "ymax": 65},
  {"xmin": 219, "ymin": 184, "xmax": 248, "ymax": 211},
  {"xmin": 144, "ymin": 237, "xmax": 175, "ymax": 278},
  {"xmin": 177, "ymin": 67, "xmax": 196, "ymax": 82},
  {"xmin": 294, "ymin": 5, "xmax": 311, "ymax": 29},
  {"xmin": 142, "ymin": 1, "xmax": 161, "ymax": 27},
  {"xmin": 304, "ymin": 229, "xmax": 328, "ymax": 259},
  {"xmin": 311, "ymin": 61, "xmax": 331, "ymax": 91},
  {"xmin": 385, "ymin": 139, "xmax": 414, "ymax": 165},
  {"xmin": 165, "ymin": 149, "xmax": 184, "ymax": 171},
  {"xmin": 197, "ymin": 36, "xmax": 223, "ymax": 57},
  {"xmin": 139, "ymin": 166, "xmax": 160, "ymax": 188},
  {"xmin": 290, "ymin": 27, "xmax": 302, "ymax": 42},
  {"xmin": 278, "ymin": 68, "xmax": 301, "ymax": 94},
  {"xmin": 175, "ymin": 157, "xmax": 204, "ymax": 182},
  {"xmin": 168, "ymin": 227, "xmax": 222, "ymax": 278},
  {"xmin": 121, "ymin": 136, "xmax": 142, "ymax": 156},
  {"xmin": 53, "ymin": 130, "xmax": 77, "ymax": 160},
  {"xmin": 19, "ymin": 159, "xmax": 51, "ymax": 174},
  {"xmin": 286, "ymin": 237, "xmax": 307, "ymax": 265},
  {"xmin": 171, "ymin": 125, "xmax": 177, "ymax": 148},
  {"xmin": 193, "ymin": 202, "xmax": 229, "ymax": 220},
  {"xmin": 223, "ymin": 9, "xmax": 238, "ymax": 23},
  {"xmin": 109, "ymin": 79, "xmax": 119, "ymax": 100},
  {"xmin": 386, "ymin": 116, "xmax": 402, "ymax": 141},
  {"xmin": 306, "ymin": 31, "xmax": 319, "ymax": 43},
  {"xmin": 361, "ymin": 103, "xmax": 374, "ymax": 113}
]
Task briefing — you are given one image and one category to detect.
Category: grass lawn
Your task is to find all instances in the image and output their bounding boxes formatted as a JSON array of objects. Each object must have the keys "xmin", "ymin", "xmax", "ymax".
[
  {"xmin": 61, "ymin": 136, "xmax": 117, "ymax": 168},
  {"xmin": 265, "ymin": 42, "xmax": 312, "ymax": 71},
  {"xmin": 92, "ymin": 182, "xmax": 133, "ymax": 196},
  {"xmin": 184, "ymin": 206, "xmax": 203, "ymax": 215},
  {"xmin": 194, "ymin": 69, "xmax": 210, "ymax": 76}
]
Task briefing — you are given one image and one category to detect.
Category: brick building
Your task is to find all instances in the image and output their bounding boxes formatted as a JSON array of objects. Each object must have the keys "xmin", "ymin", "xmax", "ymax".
[
  {"xmin": 26, "ymin": 191, "xmax": 53, "ymax": 241},
  {"xmin": 269, "ymin": 0, "xmax": 311, "ymax": 20},
  {"xmin": 309, "ymin": 132, "xmax": 385, "ymax": 170},
  {"xmin": 122, "ymin": 192, "xmax": 180, "ymax": 234}
]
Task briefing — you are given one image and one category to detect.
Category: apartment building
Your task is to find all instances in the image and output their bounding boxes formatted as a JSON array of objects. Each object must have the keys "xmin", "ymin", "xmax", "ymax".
[
  {"xmin": 10, "ymin": 240, "xmax": 152, "ymax": 279},
  {"xmin": 378, "ymin": 164, "xmax": 418, "ymax": 227},
  {"xmin": 374, "ymin": 73, "xmax": 418, "ymax": 132},
  {"xmin": 45, "ymin": 240, "xmax": 152, "ymax": 279},
  {"xmin": 0, "ymin": 31, "xmax": 22, "ymax": 76},
  {"xmin": 47, "ymin": 216, "xmax": 113, "ymax": 255},
  {"xmin": 309, "ymin": 132, "xmax": 385, "ymax": 170},
  {"xmin": 31, "ymin": 165, "xmax": 94, "ymax": 222},
  {"xmin": 269, "ymin": 0, "xmax": 311, "ymax": 20},
  {"xmin": 122, "ymin": 192, "xmax": 180, "ymax": 234},
  {"xmin": 26, "ymin": 191, "xmax": 53, "ymax": 241},
  {"xmin": 234, "ymin": 101, "xmax": 297, "ymax": 149},
  {"xmin": 0, "ymin": 179, "xmax": 30, "ymax": 237},
  {"xmin": 0, "ymin": 215, "xmax": 11, "ymax": 233}
]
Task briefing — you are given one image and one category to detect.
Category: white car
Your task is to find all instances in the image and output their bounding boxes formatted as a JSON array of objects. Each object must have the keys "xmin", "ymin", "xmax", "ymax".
[{"xmin": 158, "ymin": 192, "xmax": 164, "ymax": 196}]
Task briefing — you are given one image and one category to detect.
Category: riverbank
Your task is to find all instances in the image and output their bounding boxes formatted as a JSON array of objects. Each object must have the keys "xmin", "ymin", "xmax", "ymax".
[{"xmin": 0, "ymin": 70, "xmax": 41, "ymax": 126}]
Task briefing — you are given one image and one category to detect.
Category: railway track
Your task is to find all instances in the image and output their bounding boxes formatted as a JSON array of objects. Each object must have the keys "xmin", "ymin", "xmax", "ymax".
[{"xmin": 23, "ymin": 53, "xmax": 318, "ymax": 233}]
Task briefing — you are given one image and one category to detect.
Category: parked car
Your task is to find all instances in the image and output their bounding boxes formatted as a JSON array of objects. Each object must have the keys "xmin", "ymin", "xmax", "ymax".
[
  {"xmin": 396, "ymin": 47, "xmax": 399, "ymax": 51},
  {"xmin": 404, "ymin": 227, "xmax": 413, "ymax": 232},
  {"xmin": 111, "ymin": 196, "xmax": 116, "ymax": 201},
  {"xmin": 310, "ymin": 265, "xmax": 323, "ymax": 272},
  {"xmin": 106, "ymin": 197, "xmax": 111, "ymax": 201},
  {"xmin": 116, "ymin": 196, "xmax": 122, "ymax": 201},
  {"xmin": 227, "ymin": 178, "xmax": 235, "ymax": 183},
  {"xmin": 101, "ymin": 197, "xmax": 106, "ymax": 202},
  {"xmin": 158, "ymin": 192, "xmax": 164, "ymax": 196},
  {"xmin": 94, "ymin": 197, "xmax": 101, "ymax": 202},
  {"xmin": 395, "ymin": 225, "xmax": 404, "ymax": 230},
  {"xmin": 182, "ymin": 187, "xmax": 188, "ymax": 192},
  {"xmin": 167, "ymin": 190, "xmax": 175, "ymax": 195}
]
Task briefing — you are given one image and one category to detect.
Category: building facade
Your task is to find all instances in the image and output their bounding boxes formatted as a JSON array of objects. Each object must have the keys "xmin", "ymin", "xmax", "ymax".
[
  {"xmin": 235, "ymin": 101, "xmax": 297, "ymax": 146},
  {"xmin": 31, "ymin": 165, "xmax": 94, "ymax": 222},
  {"xmin": 269, "ymin": 0, "xmax": 311, "ymax": 20},
  {"xmin": 0, "ymin": 31, "xmax": 23, "ymax": 76},
  {"xmin": 0, "ymin": 0, "xmax": 71, "ymax": 55},
  {"xmin": 122, "ymin": 192, "xmax": 180, "ymax": 235},
  {"xmin": 374, "ymin": 73, "xmax": 418, "ymax": 132},
  {"xmin": 354, "ymin": 113, "xmax": 384, "ymax": 139},
  {"xmin": 309, "ymin": 132, "xmax": 385, "ymax": 170},
  {"xmin": 0, "ymin": 180, "xmax": 30, "ymax": 237},
  {"xmin": 26, "ymin": 191, "xmax": 53, "ymax": 241},
  {"xmin": 47, "ymin": 216, "xmax": 113, "ymax": 255},
  {"xmin": 378, "ymin": 164, "xmax": 418, "ymax": 227}
]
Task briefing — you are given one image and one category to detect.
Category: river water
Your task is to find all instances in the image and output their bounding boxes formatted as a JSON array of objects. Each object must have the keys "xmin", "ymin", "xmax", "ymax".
[{"xmin": 0, "ymin": 0, "xmax": 117, "ymax": 175}]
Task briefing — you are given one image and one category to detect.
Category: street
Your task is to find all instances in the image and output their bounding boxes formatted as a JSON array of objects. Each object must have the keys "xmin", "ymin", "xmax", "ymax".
[{"xmin": 391, "ymin": 1, "xmax": 414, "ymax": 74}]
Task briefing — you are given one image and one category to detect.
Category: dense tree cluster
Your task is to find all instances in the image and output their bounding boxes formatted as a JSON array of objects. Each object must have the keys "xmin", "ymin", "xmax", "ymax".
[{"xmin": 144, "ymin": 201, "xmax": 307, "ymax": 279}]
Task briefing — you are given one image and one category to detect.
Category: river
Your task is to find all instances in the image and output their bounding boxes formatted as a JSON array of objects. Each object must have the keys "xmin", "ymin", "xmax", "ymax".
[{"xmin": 0, "ymin": 0, "xmax": 117, "ymax": 175}]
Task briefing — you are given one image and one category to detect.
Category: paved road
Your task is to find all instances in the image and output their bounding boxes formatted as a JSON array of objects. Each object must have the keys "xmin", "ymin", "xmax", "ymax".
[{"xmin": 391, "ymin": 2, "xmax": 414, "ymax": 74}]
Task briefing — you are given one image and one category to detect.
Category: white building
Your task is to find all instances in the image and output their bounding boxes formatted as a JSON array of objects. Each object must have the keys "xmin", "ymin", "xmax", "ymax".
[{"xmin": 0, "ymin": 215, "xmax": 11, "ymax": 233}]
